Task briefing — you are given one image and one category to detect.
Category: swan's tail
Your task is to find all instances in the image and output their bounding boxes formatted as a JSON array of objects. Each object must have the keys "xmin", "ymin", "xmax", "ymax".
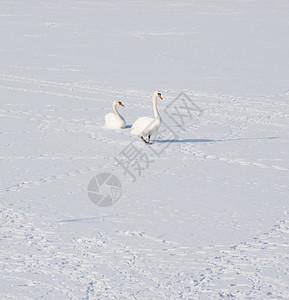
[{"xmin": 130, "ymin": 127, "xmax": 139, "ymax": 136}]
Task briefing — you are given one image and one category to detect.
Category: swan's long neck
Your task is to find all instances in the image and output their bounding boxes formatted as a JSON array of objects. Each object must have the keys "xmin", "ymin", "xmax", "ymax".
[
  {"xmin": 113, "ymin": 102, "xmax": 122, "ymax": 120},
  {"xmin": 153, "ymin": 94, "xmax": 160, "ymax": 118}
]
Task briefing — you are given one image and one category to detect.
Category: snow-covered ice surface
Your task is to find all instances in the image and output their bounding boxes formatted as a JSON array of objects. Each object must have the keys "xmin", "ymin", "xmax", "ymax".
[{"xmin": 1, "ymin": 1, "xmax": 289, "ymax": 299}]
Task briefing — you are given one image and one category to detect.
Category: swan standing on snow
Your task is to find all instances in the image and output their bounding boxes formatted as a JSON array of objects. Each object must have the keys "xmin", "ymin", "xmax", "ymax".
[
  {"xmin": 131, "ymin": 91, "xmax": 163, "ymax": 144},
  {"xmin": 104, "ymin": 100, "xmax": 126, "ymax": 129}
]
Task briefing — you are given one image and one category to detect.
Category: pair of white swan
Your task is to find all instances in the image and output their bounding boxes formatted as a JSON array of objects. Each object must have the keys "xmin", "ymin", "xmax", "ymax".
[{"xmin": 104, "ymin": 91, "xmax": 163, "ymax": 144}]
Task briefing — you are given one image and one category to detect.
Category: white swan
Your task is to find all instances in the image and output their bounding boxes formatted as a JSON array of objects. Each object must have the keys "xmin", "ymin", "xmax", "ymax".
[
  {"xmin": 104, "ymin": 100, "xmax": 126, "ymax": 129},
  {"xmin": 131, "ymin": 91, "xmax": 163, "ymax": 144}
]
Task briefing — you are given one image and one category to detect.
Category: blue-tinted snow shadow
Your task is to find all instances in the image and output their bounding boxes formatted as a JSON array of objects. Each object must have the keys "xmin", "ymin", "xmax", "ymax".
[
  {"xmin": 154, "ymin": 137, "xmax": 280, "ymax": 143},
  {"xmin": 125, "ymin": 124, "xmax": 132, "ymax": 129},
  {"xmin": 58, "ymin": 215, "xmax": 118, "ymax": 223}
]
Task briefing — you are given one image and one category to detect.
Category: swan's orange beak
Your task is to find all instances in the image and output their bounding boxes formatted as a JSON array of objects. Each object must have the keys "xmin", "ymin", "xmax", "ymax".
[
  {"xmin": 158, "ymin": 94, "xmax": 163, "ymax": 100},
  {"xmin": 119, "ymin": 102, "xmax": 124, "ymax": 107}
]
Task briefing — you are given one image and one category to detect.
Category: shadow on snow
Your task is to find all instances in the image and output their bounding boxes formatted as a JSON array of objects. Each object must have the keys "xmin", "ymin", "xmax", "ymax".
[{"xmin": 154, "ymin": 137, "xmax": 280, "ymax": 143}]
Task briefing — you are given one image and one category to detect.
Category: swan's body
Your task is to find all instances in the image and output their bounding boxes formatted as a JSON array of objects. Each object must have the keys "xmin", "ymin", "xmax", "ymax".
[
  {"xmin": 131, "ymin": 91, "xmax": 163, "ymax": 144},
  {"xmin": 104, "ymin": 100, "xmax": 126, "ymax": 129}
]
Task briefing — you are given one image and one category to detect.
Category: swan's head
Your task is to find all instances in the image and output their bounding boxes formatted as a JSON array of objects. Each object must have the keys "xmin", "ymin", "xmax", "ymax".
[
  {"xmin": 113, "ymin": 100, "xmax": 124, "ymax": 107},
  {"xmin": 154, "ymin": 91, "xmax": 163, "ymax": 100}
]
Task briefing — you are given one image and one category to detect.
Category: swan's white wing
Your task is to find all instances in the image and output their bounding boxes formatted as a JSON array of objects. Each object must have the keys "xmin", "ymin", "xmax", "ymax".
[
  {"xmin": 104, "ymin": 113, "xmax": 117, "ymax": 127},
  {"xmin": 104, "ymin": 113, "xmax": 126, "ymax": 129},
  {"xmin": 131, "ymin": 116, "xmax": 159, "ymax": 136}
]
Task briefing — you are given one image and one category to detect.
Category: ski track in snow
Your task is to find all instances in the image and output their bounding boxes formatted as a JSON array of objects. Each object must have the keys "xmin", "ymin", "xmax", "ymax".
[
  {"xmin": 1, "ymin": 73, "xmax": 289, "ymax": 299},
  {"xmin": 1, "ymin": 1, "xmax": 289, "ymax": 298},
  {"xmin": 1, "ymin": 204, "xmax": 289, "ymax": 299}
]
